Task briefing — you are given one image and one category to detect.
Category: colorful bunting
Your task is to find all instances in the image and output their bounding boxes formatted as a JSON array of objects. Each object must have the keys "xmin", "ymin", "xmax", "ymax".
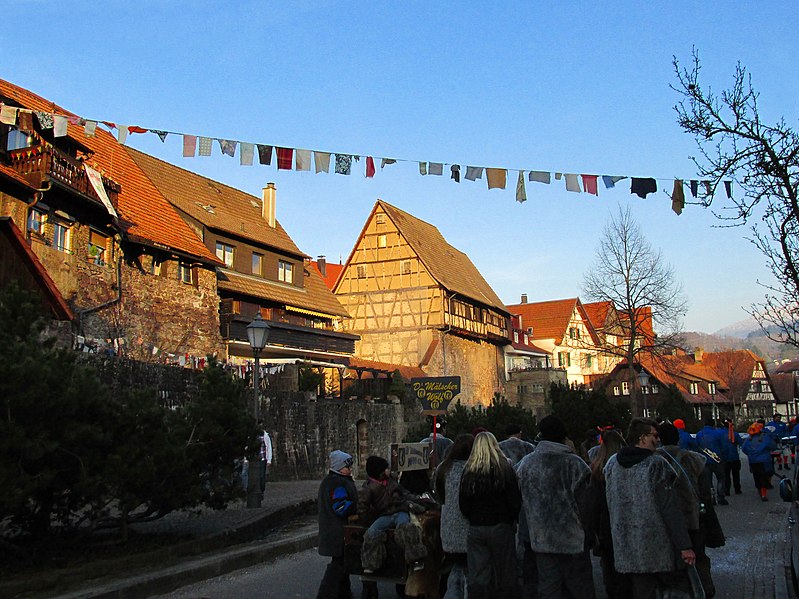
[
  {"xmin": 487, "ymin": 168, "xmax": 507, "ymax": 189},
  {"xmin": 365, "ymin": 156, "xmax": 376, "ymax": 178},
  {"xmin": 528, "ymin": 171, "xmax": 550, "ymax": 184},
  {"xmin": 631, "ymin": 177, "xmax": 657, "ymax": 199},
  {"xmin": 53, "ymin": 115, "xmax": 68, "ymax": 137},
  {"xmin": 277, "ymin": 147, "xmax": 293, "ymax": 170},
  {"xmin": 240, "ymin": 142, "xmax": 254, "ymax": 166},
  {"xmin": 183, "ymin": 134, "xmax": 197, "ymax": 157},
  {"xmin": 152, "ymin": 130, "xmax": 169, "ymax": 142},
  {"xmin": 564, "ymin": 174, "xmax": 581, "ymax": 193},
  {"xmin": 199, "ymin": 137, "xmax": 213, "ymax": 156},
  {"xmin": 335, "ymin": 154, "xmax": 352, "ymax": 175},
  {"xmin": 516, "ymin": 171, "xmax": 526, "ymax": 203},
  {"xmin": 672, "ymin": 179, "xmax": 685, "ymax": 215},
  {"xmin": 295, "ymin": 149, "xmax": 311, "ymax": 171},
  {"xmin": 465, "ymin": 166, "xmax": 483, "ymax": 181},
  {"xmin": 84, "ymin": 120, "xmax": 97, "ymax": 137},
  {"xmin": 257, "ymin": 144, "xmax": 273, "ymax": 165},
  {"xmin": 219, "ymin": 139, "xmax": 237, "ymax": 157},
  {"xmin": 314, "ymin": 151, "xmax": 330, "ymax": 173},
  {"xmin": 582, "ymin": 174, "xmax": 598, "ymax": 196},
  {"xmin": 380, "ymin": 158, "xmax": 396, "ymax": 169},
  {"xmin": 419, "ymin": 162, "xmax": 427, "ymax": 176}
]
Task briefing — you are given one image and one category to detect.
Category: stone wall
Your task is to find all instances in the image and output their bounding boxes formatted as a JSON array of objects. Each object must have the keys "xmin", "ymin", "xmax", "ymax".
[{"xmin": 425, "ymin": 333, "xmax": 505, "ymax": 406}]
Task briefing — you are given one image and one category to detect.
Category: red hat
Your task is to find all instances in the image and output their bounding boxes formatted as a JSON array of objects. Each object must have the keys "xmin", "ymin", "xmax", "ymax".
[{"xmin": 673, "ymin": 419, "xmax": 686, "ymax": 430}]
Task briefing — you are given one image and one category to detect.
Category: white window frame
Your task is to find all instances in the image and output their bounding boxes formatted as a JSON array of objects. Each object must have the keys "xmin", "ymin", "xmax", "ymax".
[
  {"xmin": 278, "ymin": 260, "xmax": 293, "ymax": 284},
  {"xmin": 215, "ymin": 242, "xmax": 234, "ymax": 268},
  {"xmin": 252, "ymin": 252, "xmax": 263, "ymax": 276},
  {"xmin": 28, "ymin": 208, "xmax": 45, "ymax": 235},
  {"xmin": 378, "ymin": 234, "xmax": 387, "ymax": 248},
  {"xmin": 178, "ymin": 262, "xmax": 193, "ymax": 284},
  {"xmin": 621, "ymin": 381, "xmax": 630, "ymax": 396},
  {"xmin": 613, "ymin": 385, "xmax": 620, "ymax": 396},
  {"xmin": 53, "ymin": 222, "xmax": 71, "ymax": 253},
  {"xmin": 689, "ymin": 382, "xmax": 699, "ymax": 394}
]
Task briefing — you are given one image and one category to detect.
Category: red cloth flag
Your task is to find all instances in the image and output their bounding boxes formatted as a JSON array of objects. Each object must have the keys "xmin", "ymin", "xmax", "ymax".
[
  {"xmin": 366, "ymin": 156, "xmax": 376, "ymax": 178},
  {"xmin": 277, "ymin": 147, "xmax": 294, "ymax": 170},
  {"xmin": 581, "ymin": 175, "xmax": 598, "ymax": 195}
]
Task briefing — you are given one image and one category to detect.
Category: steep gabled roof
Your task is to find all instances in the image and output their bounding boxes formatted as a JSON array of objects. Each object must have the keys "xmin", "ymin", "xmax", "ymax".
[
  {"xmin": 125, "ymin": 147, "xmax": 306, "ymax": 258},
  {"xmin": 351, "ymin": 200, "xmax": 508, "ymax": 314},
  {"xmin": 583, "ymin": 301, "xmax": 614, "ymax": 330},
  {"xmin": 0, "ymin": 78, "xmax": 217, "ymax": 264},
  {"xmin": 507, "ymin": 297, "xmax": 600, "ymax": 345},
  {"xmin": 310, "ymin": 260, "xmax": 345, "ymax": 291},
  {"xmin": 0, "ymin": 217, "xmax": 72, "ymax": 320}
]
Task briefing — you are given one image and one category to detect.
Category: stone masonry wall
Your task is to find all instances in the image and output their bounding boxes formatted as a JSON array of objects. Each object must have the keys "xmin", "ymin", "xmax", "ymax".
[{"xmin": 425, "ymin": 333, "xmax": 505, "ymax": 406}]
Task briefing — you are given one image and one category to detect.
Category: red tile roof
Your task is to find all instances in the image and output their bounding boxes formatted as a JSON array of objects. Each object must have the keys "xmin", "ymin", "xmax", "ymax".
[
  {"xmin": 310, "ymin": 260, "xmax": 345, "ymax": 291},
  {"xmin": 583, "ymin": 301, "xmax": 613, "ymax": 330},
  {"xmin": 0, "ymin": 162, "xmax": 35, "ymax": 191},
  {"xmin": 0, "ymin": 79, "xmax": 217, "ymax": 264},
  {"xmin": 507, "ymin": 298, "xmax": 588, "ymax": 345}
]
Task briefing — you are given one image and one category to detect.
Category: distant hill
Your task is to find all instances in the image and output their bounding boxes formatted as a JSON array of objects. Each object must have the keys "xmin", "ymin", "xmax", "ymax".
[{"xmin": 681, "ymin": 326, "xmax": 799, "ymax": 369}]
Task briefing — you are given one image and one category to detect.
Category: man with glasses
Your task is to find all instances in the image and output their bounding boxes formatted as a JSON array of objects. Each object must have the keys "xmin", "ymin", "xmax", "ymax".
[{"xmin": 605, "ymin": 418, "xmax": 696, "ymax": 599}]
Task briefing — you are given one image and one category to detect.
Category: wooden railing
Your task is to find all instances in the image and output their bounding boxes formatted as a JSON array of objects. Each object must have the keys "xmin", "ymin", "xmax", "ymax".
[{"xmin": 7, "ymin": 145, "xmax": 120, "ymax": 207}]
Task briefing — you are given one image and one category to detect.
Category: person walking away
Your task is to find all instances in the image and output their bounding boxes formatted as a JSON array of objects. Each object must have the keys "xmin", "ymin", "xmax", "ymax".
[
  {"xmin": 316, "ymin": 451, "xmax": 358, "ymax": 599},
  {"xmin": 434, "ymin": 434, "xmax": 474, "ymax": 599},
  {"xmin": 589, "ymin": 429, "xmax": 631, "ymax": 599},
  {"xmin": 742, "ymin": 422, "xmax": 778, "ymax": 501},
  {"xmin": 766, "ymin": 413, "xmax": 790, "ymax": 470},
  {"xmin": 604, "ymin": 418, "xmax": 696, "ymax": 599},
  {"xmin": 516, "ymin": 415, "xmax": 596, "ymax": 599},
  {"xmin": 499, "ymin": 423, "xmax": 536, "ymax": 465},
  {"xmin": 358, "ymin": 455, "xmax": 427, "ymax": 578},
  {"xmin": 459, "ymin": 431, "xmax": 521, "ymax": 599},
  {"xmin": 696, "ymin": 417, "xmax": 728, "ymax": 505},
  {"xmin": 674, "ymin": 418, "xmax": 699, "ymax": 451},
  {"xmin": 719, "ymin": 419, "xmax": 743, "ymax": 496},
  {"xmin": 421, "ymin": 420, "xmax": 454, "ymax": 468},
  {"xmin": 658, "ymin": 422, "xmax": 724, "ymax": 598}
]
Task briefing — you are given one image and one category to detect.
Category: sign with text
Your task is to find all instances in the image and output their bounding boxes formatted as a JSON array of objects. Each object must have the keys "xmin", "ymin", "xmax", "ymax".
[
  {"xmin": 390, "ymin": 442, "xmax": 430, "ymax": 472},
  {"xmin": 411, "ymin": 376, "xmax": 461, "ymax": 415}
]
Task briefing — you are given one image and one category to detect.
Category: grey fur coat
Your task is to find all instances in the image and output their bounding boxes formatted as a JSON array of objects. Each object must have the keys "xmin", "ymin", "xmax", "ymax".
[
  {"xmin": 516, "ymin": 440, "xmax": 591, "ymax": 554},
  {"xmin": 438, "ymin": 460, "xmax": 470, "ymax": 554}
]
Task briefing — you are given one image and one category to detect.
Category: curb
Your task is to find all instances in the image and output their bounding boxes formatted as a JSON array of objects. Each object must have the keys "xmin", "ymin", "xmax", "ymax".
[{"xmin": 53, "ymin": 526, "xmax": 319, "ymax": 599}]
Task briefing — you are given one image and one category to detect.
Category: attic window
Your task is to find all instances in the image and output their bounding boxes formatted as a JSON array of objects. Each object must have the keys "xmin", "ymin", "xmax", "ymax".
[
  {"xmin": 357, "ymin": 264, "xmax": 367, "ymax": 279},
  {"xmin": 689, "ymin": 382, "xmax": 699, "ymax": 394},
  {"xmin": 378, "ymin": 234, "xmax": 387, "ymax": 248},
  {"xmin": 376, "ymin": 213, "xmax": 386, "ymax": 225},
  {"xmin": 400, "ymin": 260, "xmax": 411, "ymax": 275}
]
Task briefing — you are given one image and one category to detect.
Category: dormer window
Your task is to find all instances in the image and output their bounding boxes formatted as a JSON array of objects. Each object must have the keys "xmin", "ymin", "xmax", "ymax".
[
  {"xmin": 689, "ymin": 382, "xmax": 699, "ymax": 395},
  {"xmin": 708, "ymin": 382, "xmax": 716, "ymax": 395},
  {"xmin": 279, "ymin": 260, "xmax": 293, "ymax": 284},
  {"xmin": 215, "ymin": 242, "xmax": 234, "ymax": 268}
]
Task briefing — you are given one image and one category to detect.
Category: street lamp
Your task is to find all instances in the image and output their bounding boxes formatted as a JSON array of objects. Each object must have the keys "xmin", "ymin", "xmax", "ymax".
[
  {"xmin": 246, "ymin": 313, "xmax": 270, "ymax": 422},
  {"xmin": 246, "ymin": 313, "xmax": 270, "ymax": 509},
  {"xmin": 637, "ymin": 367, "xmax": 651, "ymax": 417}
]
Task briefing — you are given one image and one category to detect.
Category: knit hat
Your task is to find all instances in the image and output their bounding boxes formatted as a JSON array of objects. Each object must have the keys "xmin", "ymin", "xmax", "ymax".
[
  {"xmin": 673, "ymin": 419, "xmax": 686, "ymax": 430},
  {"xmin": 748, "ymin": 422, "xmax": 763, "ymax": 436},
  {"xmin": 366, "ymin": 455, "xmax": 389, "ymax": 479},
  {"xmin": 538, "ymin": 415, "xmax": 567, "ymax": 443},
  {"xmin": 329, "ymin": 450, "xmax": 353, "ymax": 472}
]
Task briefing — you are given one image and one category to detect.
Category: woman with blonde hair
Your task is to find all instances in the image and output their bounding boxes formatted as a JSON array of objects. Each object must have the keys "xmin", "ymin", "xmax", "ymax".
[{"xmin": 458, "ymin": 431, "xmax": 521, "ymax": 598}]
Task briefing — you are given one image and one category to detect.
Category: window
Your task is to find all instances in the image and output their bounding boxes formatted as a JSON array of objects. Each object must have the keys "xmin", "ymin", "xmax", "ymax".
[
  {"xmin": 376, "ymin": 213, "xmax": 386, "ymax": 225},
  {"xmin": 178, "ymin": 262, "xmax": 193, "ymax": 284},
  {"xmin": 642, "ymin": 385, "xmax": 650, "ymax": 394},
  {"xmin": 151, "ymin": 258, "xmax": 162, "ymax": 276},
  {"xmin": 251, "ymin": 252, "xmax": 263, "ymax": 275},
  {"xmin": 357, "ymin": 264, "xmax": 367, "ymax": 279},
  {"xmin": 569, "ymin": 327, "xmax": 578, "ymax": 339},
  {"xmin": 584, "ymin": 353, "xmax": 593, "ymax": 368},
  {"xmin": 378, "ymin": 234, "xmax": 387, "ymax": 248},
  {"xmin": 557, "ymin": 351, "xmax": 571, "ymax": 368},
  {"xmin": 400, "ymin": 259, "xmax": 412, "ymax": 275},
  {"xmin": 621, "ymin": 381, "xmax": 630, "ymax": 395},
  {"xmin": 708, "ymin": 382, "xmax": 716, "ymax": 395},
  {"xmin": 532, "ymin": 384, "xmax": 545, "ymax": 394},
  {"xmin": 651, "ymin": 383, "xmax": 660, "ymax": 394},
  {"xmin": 53, "ymin": 222, "xmax": 71, "ymax": 253},
  {"xmin": 88, "ymin": 230, "xmax": 109, "ymax": 265},
  {"xmin": 215, "ymin": 242, "xmax": 234, "ymax": 268},
  {"xmin": 613, "ymin": 385, "xmax": 620, "ymax": 396},
  {"xmin": 689, "ymin": 382, "xmax": 699, "ymax": 394},
  {"xmin": 28, "ymin": 209, "xmax": 45, "ymax": 235},
  {"xmin": 278, "ymin": 260, "xmax": 293, "ymax": 284},
  {"xmin": 513, "ymin": 331, "xmax": 519, "ymax": 343}
]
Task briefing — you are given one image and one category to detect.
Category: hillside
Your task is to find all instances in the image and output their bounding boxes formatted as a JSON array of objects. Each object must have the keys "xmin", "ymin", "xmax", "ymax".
[{"xmin": 680, "ymin": 329, "xmax": 799, "ymax": 368}]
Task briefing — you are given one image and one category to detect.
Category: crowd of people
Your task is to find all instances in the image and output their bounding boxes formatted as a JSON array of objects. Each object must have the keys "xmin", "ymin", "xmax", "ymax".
[{"xmin": 315, "ymin": 412, "xmax": 794, "ymax": 599}]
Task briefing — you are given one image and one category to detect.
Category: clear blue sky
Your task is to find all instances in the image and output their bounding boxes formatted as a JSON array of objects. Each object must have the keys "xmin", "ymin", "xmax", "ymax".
[{"xmin": 4, "ymin": 2, "xmax": 797, "ymax": 333}]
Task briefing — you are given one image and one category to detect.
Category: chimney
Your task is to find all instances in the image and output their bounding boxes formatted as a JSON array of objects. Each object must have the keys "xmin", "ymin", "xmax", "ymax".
[
  {"xmin": 521, "ymin": 293, "xmax": 528, "ymax": 304},
  {"xmin": 317, "ymin": 255, "xmax": 327, "ymax": 277},
  {"xmin": 694, "ymin": 348, "xmax": 704, "ymax": 363},
  {"xmin": 262, "ymin": 183, "xmax": 276, "ymax": 228}
]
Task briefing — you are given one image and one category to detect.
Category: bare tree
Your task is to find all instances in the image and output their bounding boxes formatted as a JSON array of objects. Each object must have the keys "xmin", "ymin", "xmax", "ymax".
[
  {"xmin": 583, "ymin": 206, "xmax": 687, "ymax": 416},
  {"xmin": 673, "ymin": 49, "xmax": 799, "ymax": 348}
]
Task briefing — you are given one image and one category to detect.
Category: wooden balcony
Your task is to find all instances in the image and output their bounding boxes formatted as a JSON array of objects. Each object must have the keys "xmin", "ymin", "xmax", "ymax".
[
  {"xmin": 222, "ymin": 314, "xmax": 358, "ymax": 356},
  {"xmin": 7, "ymin": 145, "xmax": 120, "ymax": 209}
]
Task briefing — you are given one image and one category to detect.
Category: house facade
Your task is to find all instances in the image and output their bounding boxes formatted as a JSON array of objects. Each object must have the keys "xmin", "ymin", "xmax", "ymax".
[
  {"xmin": 334, "ymin": 200, "xmax": 510, "ymax": 406},
  {"xmin": 0, "ymin": 79, "xmax": 223, "ymax": 360}
]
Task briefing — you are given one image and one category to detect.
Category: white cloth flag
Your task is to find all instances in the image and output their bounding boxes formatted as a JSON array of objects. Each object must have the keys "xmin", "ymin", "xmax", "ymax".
[
  {"xmin": 84, "ymin": 164, "xmax": 118, "ymax": 218},
  {"xmin": 53, "ymin": 115, "xmax": 68, "ymax": 137},
  {"xmin": 295, "ymin": 149, "xmax": 311, "ymax": 171},
  {"xmin": 564, "ymin": 173, "xmax": 582, "ymax": 193},
  {"xmin": 240, "ymin": 143, "xmax": 254, "ymax": 165},
  {"xmin": 0, "ymin": 105, "xmax": 18, "ymax": 125}
]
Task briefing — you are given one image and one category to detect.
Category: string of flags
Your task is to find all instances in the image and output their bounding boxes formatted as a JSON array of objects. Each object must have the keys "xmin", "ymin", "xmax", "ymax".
[{"xmin": 1, "ymin": 103, "xmax": 734, "ymax": 215}]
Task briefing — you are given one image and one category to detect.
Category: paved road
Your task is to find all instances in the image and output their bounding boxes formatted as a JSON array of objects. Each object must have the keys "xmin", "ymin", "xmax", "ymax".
[{"xmin": 153, "ymin": 461, "xmax": 794, "ymax": 599}]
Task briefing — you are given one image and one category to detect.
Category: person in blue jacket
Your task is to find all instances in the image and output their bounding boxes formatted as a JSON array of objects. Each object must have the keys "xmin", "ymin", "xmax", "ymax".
[
  {"xmin": 742, "ymin": 422, "xmax": 778, "ymax": 501},
  {"xmin": 766, "ymin": 414, "xmax": 790, "ymax": 470},
  {"xmin": 696, "ymin": 417, "xmax": 727, "ymax": 505},
  {"xmin": 674, "ymin": 419, "xmax": 698, "ymax": 451},
  {"xmin": 719, "ymin": 419, "xmax": 743, "ymax": 496}
]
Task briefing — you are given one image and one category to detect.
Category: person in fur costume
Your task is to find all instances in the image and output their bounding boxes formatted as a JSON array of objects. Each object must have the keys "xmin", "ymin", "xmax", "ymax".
[
  {"xmin": 605, "ymin": 418, "xmax": 696, "ymax": 599},
  {"xmin": 358, "ymin": 455, "xmax": 427, "ymax": 576}
]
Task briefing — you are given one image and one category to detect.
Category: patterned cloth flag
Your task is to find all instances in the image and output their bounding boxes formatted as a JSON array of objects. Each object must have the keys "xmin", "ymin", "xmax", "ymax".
[
  {"xmin": 240, "ymin": 142, "xmax": 254, "ymax": 165},
  {"xmin": 366, "ymin": 156, "xmax": 376, "ymax": 178},
  {"xmin": 17, "ymin": 110, "xmax": 33, "ymax": 132},
  {"xmin": 53, "ymin": 115, "xmax": 68, "ymax": 137},
  {"xmin": 183, "ymin": 135, "xmax": 197, "ymax": 157},
  {"xmin": 486, "ymin": 168, "xmax": 507, "ymax": 189},
  {"xmin": 516, "ymin": 171, "xmax": 527, "ymax": 202},
  {"xmin": 152, "ymin": 130, "xmax": 169, "ymax": 143},
  {"xmin": 295, "ymin": 149, "xmax": 311, "ymax": 171},
  {"xmin": 314, "ymin": 151, "xmax": 331, "ymax": 173},
  {"xmin": 582, "ymin": 175, "xmax": 598, "ymax": 195},
  {"xmin": 34, "ymin": 110, "xmax": 53, "ymax": 129},
  {"xmin": 528, "ymin": 170, "xmax": 550, "ymax": 184},
  {"xmin": 564, "ymin": 174, "xmax": 581, "ymax": 192},
  {"xmin": 257, "ymin": 144, "xmax": 273, "ymax": 165},
  {"xmin": 277, "ymin": 147, "xmax": 294, "ymax": 170},
  {"xmin": 219, "ymin": 139, "xmax": 237, "ymax": 157},
  {"xmin": 465, "ymin": 166, "xmax": 483, "ymax": 181},
  {"xmin": 199, "ymin": 137, "xmax": 213, "ymax": 156},
  {"xmin": 428, "ymin": 162, "xmax": 443, "ymax": 176},
  {"xmin": 335, "ymin": 154, "xmax": 352, "ymax": 175}
]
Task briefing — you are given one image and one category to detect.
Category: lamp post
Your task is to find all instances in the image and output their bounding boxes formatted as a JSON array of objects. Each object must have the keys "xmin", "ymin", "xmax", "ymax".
[
  {"xmin": 245, "ymin": 313, "xmax": 270, "ymax": 509},
  {"xmin": 637, "ymin": 367, "xmax": 651, "ymax": 417}
]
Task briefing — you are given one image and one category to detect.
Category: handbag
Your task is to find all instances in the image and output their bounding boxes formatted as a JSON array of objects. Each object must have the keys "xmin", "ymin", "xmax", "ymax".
[{"xmin": 655, "ymin": 565, "xmax": 706, "ymax": 599}]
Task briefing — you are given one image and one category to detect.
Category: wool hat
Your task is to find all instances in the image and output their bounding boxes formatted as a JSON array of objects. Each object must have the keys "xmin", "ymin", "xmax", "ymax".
[
  {"xmin": 329, "ymin": 450, "xmax": 353, "ymax": 472},
  {"xmin": 538, "ymin": 415, "xmax": 567, "ymax": 443},
  {"xmin": 366, "ymin": 455, "xmax": 389, "ymax": 479},
  {"xmin": 673, "ymin": 419, "xmax": 686, "ymax": 430}
]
